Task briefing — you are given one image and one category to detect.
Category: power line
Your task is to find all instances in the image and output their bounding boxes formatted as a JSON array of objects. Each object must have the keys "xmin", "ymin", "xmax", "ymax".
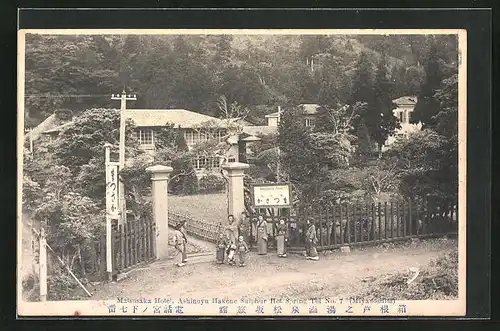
[{"xmin": 24, "ymin": 94, "xmax": 114, "ymax": 98}]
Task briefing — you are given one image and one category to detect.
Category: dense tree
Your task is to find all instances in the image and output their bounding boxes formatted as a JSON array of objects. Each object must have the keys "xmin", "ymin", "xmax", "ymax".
[
  {"xmin": 367, "ymin": 56, "xmax": 399, "ymax": 153},
  {"xmin": 410, "ymin": 41, "xmax": 443, "ymax": 127}
]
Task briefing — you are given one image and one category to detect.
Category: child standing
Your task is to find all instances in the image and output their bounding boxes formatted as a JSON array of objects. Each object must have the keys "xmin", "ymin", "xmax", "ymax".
[
  {"xmin": 216, "ymin": 232, "xmax": 226, "ymax": 264},
  {"xmin": 226, "ymin": 240, "xmax": 237, "ymax": 265},
  {"xmin": 236, "ymin": 235, "xmax": 249, "ymax": 267},
  {"xmin": 276, "ymin": 218, "xmax": 288, "ymax": 258}
]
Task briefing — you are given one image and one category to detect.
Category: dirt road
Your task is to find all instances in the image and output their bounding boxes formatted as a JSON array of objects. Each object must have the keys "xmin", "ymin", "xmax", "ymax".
[{"xmin": 87, "ymin": 238, "xmax": 456, "ymax": 301}]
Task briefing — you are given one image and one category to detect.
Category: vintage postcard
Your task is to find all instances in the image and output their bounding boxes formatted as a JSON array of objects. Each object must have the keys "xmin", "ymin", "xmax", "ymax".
[{"xmin": 17, "ymin": 28, "xmax": 466, "ymax": 317}]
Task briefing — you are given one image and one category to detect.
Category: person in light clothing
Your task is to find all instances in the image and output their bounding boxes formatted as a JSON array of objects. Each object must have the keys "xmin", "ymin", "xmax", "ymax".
[
  {"xmin": 175, "ymin": 220, "xmax": 188, "ymax": 265},
  {"xmin": 236, "ymin": 235, "xmax": 249, "ymax": 267},
  {"xmin": 172, "ymin": 228, "xmax": 187, "ymax": 267},
  {"xmin": 256, "ymin": 215, "xmax": 268, "ymax": 255},
  {"xmin": 305, "ymin": 218, "xmax": 319, "ymax": 261},
  {"xmin": 276, "ymin": 218, "xmax": 289, "ymax": 258}
]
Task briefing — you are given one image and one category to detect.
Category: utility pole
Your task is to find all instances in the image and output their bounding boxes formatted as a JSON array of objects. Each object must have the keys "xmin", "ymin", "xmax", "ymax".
[{"xmin": 111, "ymin": 90, "xmax": 136, "ymax": 224}]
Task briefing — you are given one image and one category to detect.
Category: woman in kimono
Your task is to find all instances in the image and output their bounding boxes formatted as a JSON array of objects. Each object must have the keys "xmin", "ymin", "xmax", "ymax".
[
  {"xmin": 238, "ymin": 211, "xmax": 251, "ymax": 249},
  {"xmin": 276, "ymin": 218, "xmax": 288, "ymax": 257},
  {"xmin": 305, "ymin": 218, "xmax": 319, "ymax": 261},
  {"xmin": 173, "ymin": 220, "xmax": 188, "ymax": 266},
  {"xmin": 256, "ymin": 215, "xmax": 268, "ymax": 255}
]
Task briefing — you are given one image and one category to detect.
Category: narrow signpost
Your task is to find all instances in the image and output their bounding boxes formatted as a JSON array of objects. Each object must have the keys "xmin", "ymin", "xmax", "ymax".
[{"xmin": 104, "ymin": 143, "xmax": 120, "ymax": 281}]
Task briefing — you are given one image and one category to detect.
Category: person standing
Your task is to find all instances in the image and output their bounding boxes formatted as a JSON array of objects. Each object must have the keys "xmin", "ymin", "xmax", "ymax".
[
  {"xmin": 238, "ymin": 211, "xmax": 251, "ymax": 249},
  {"xmin": 256, "ymin": 215, "xmax": 268, "ymax": 255},
  {"xmin": 305, "ymin": 218, "xmax": 319, "ymax": 261},
  {"xmin": 173, "ymin": 220, "xmax": 188, "ymax": 266},
  {"xmin": 276, "ymin": 218, "xmax": 288, "ymax": 258},
  {"xmin": 225, "ymin": 214, "xmax": 238, "ymax": 244},
  {"xmin": 215, "ymin": 231, "xmax": 226, "ymax": 264}
]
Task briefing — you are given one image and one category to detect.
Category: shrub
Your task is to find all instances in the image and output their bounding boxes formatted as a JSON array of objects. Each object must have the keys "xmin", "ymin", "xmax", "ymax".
[
  {"xmin": 199, "ymin": 174, "xmax": 226, "ymax": 193},
  {"xmin": 362, "ymin": 245, "xmax": 458, "ymax": 300}
]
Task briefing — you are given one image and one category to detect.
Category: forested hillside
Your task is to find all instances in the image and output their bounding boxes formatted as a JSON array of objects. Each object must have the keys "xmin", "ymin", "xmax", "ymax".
[{"xmin": 23, "ymin": 33, "xmax": 458, "ymax": 128}]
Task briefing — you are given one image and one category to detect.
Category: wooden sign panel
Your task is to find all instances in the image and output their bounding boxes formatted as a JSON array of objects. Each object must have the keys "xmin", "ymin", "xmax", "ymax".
[{"xmin": 251, "ymin": 183, "xmax": 292, "ymax": 208}]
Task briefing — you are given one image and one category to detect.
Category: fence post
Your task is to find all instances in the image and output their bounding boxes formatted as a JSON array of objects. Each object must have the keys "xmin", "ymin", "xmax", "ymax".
[
  {"xmin": 39, "ymin": 228, "xmax": 47, "ymax": 302},
  {"xmin": 221, "ymin": 162, "xmax": 250, "ymax": 221},
  {"xmin": 146, "ymin": 165, "xmax": 173, "ymax": 260}
]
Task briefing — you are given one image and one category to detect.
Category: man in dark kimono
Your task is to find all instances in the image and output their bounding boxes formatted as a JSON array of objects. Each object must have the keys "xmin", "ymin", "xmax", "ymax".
[
  {"xmin": 238, "ymin": 211, "xmax": 251, "ymax": 249},
  {"xmin": 305, "ymin": 218, "xmax": 319, "ymax": 261}
]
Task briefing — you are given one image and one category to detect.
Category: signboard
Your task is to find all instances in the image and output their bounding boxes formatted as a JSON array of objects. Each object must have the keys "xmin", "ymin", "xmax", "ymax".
[
  {"xmin": 106, "ymin": 162, "xmax": 120, "ymax": 219},
  {"xmin": 251, "ymin": 183, "xmax": 292, "ymax": 208}
]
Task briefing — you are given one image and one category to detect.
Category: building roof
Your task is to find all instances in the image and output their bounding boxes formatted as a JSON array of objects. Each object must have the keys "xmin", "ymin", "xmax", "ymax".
[
  {"xmin": 227, "ymin": 117, "xmax": 256, "ymax": 126},
  {"xmin": 125, "ymin": 109, "xmax": 226, "ymax": 128},
  {"xmin": 265, "ymin": 112, "xmax": 279, "ymax": 118},
  {"xmin": 242, "ymin": 125, "xmax": 278, "ymax": 136},
  {"xmin": 392, "ymin": 96, "xmax": 418, "ymax": 106},
  {"xmin": 42, "ymin": 121, "xmax": 74, "ymax": 134},
  {"xmin": 24, "ymin": 114, "xmax": 63, "ymax": 141},
  {"xmin": 299, "ymin": 103, "xmax": 322, "ymax": 115}
]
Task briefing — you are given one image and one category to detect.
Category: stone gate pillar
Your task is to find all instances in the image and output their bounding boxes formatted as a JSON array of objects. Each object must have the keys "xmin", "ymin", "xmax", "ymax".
[
  {"xmin": 222, "ymin": 162, "xmax": 250, "ymax": 219},
  {"xmin": 146, "ymin": 165, "xmax": 173, "ymax": 260}
]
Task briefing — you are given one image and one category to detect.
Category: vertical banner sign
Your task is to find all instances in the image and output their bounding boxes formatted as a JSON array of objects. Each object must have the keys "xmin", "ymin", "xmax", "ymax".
[
  {"xmin": 106, "ymin": 162, "xmax": 120, "ymax": 219},
  {"xmin": 251, "ymin": 183, "xmax": 292, "ymax": 208}
]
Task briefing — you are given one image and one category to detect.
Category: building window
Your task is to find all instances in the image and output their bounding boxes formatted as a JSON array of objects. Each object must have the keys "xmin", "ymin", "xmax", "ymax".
[
  {"xmin": 399, "ymin": 112, "xmax": 404, "ymax": 123},
  {"xmin": 305, "ymin": 118, "xmax": 315, "ymax": 127},
  {"xmin": 191, "ymin": 156, "xmax": 221, "ymax": 170},
  {"xmin": 228, "ymin": 157, "xmax": 236, "ymax": 163},
  {"xmin": 136, "ymin": 129, "xmax": 154, "ymax": 145},
  {"xmin": 185, "ymin": 130, "xmax": 222, "ymax": 146}
]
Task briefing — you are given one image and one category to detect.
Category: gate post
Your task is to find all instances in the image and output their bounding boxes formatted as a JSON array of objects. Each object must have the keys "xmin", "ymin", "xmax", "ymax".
[
  {"xmin": 146, "ymin": 165, "xmax": 173, "ymax": 260},
  {"xmin": 222, "ymin": 162, "xmax": 250, "ymax": 220}
]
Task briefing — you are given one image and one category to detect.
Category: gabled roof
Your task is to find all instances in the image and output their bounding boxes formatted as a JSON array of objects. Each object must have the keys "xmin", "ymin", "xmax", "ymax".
[
  {"xmin": 24, "ymin": 114, "xmax": 63, "ymax": 141},
  {"xmin": 392, "ymin": 96, "xmax": 418, "ymax": 106},
  {"xmin": 125, "ymin": 109, "xmax": 226, "ymax": 128},
  {"xmin": 42, "ymin": 121, "xmax": 74, "ymax": 134}
]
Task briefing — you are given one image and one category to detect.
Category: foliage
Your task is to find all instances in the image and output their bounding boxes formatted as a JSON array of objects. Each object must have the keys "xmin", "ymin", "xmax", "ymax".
[
  {"xmin": 387, "ymin": 129, "xmax": 449, "ymax": 200},
  {"xmin": 198, "ymin": 173, "xmax": 226, "ymax": 193},
  {"xmin": 363, "ymin": 245, "xmax": 458, "ymax": 300},
  {"xmin": 169, "ymin": 154, "xmax": 199, "ymax": 195},
  {"xmin": 25, "ymin": 34, "xmax": 458, "ymax": 128},
  {"xmin": 367, "ymin": 56, "xmax": 399, "ymax": 149}
]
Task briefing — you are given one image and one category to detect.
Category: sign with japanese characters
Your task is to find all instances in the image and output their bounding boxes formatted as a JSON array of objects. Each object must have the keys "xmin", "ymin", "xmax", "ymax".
[
  {"xmin": 251, "ymin": 183, "xmax": 291, "ymax": 208},
  {"xmin": 106, "ymin": 162, "xmax": 119, "ymax": 219}
]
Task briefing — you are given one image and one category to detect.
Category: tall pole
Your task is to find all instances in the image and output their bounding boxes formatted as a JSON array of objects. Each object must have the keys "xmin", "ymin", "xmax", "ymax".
[{"xmin": 111, "ymin": 90, "xmax": 136, "ymax": 224}]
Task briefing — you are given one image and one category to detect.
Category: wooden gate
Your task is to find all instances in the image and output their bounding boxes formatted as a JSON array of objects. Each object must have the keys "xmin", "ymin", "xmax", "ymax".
[{"xmin": 113, "ymin": 216, "xmax": 156, "ymax": 275}]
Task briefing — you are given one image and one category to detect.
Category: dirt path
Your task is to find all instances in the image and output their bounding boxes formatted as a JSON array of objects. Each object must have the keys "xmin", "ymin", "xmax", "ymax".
[{"xmin": 87, "ymin": 238, "xmax": 456, "ymax": 301}]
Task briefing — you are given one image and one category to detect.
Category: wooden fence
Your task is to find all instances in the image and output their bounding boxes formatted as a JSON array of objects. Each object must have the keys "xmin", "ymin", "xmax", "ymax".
[
  {"xmin": 282, "ymin": 200, "xmax": 457, "ymax": 251},
  {"xmin": 169, "ymin": 211, "xmax": 222, "ymax": 243},
  {"xmin": 89, "ymin": 216, "xmax": 156, "ymax": 280},
  {"xmin": 169, "ymin": 200, "xmax": 458, "ymax": 252}
]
